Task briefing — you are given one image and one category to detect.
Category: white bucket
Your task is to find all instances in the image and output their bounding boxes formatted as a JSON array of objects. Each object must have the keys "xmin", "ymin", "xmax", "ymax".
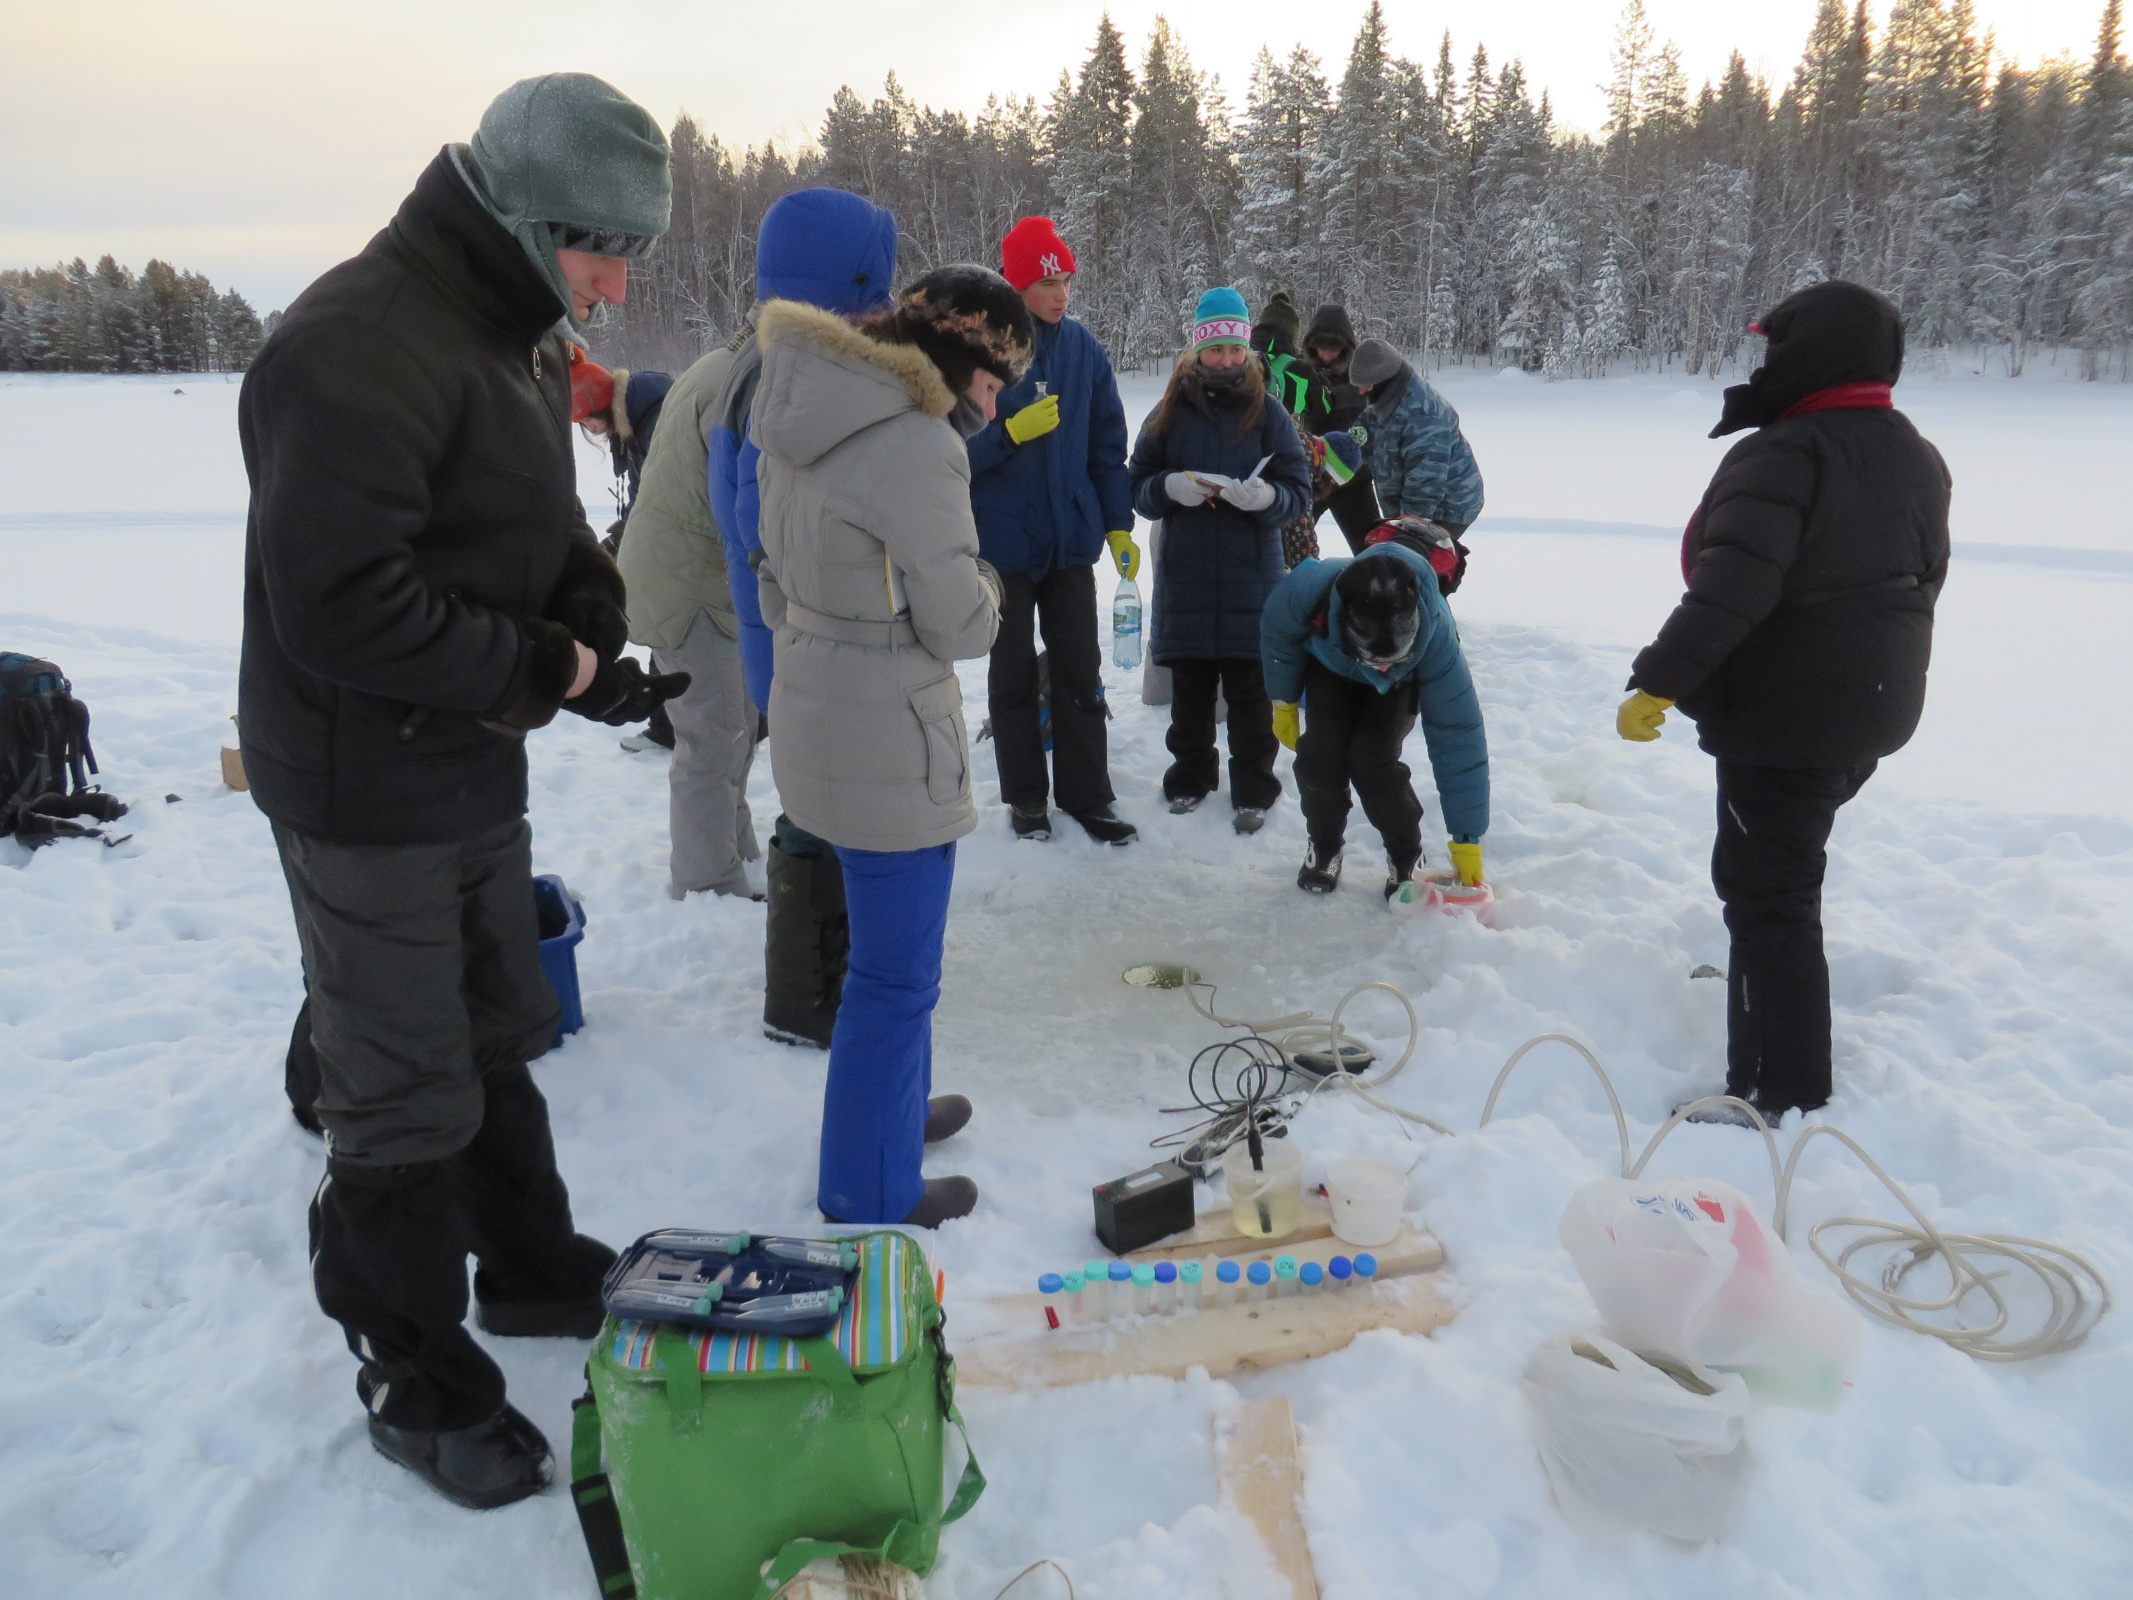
[{"xmin": 1325, "ymin": 1155, "xmax": 1406, "ymax": 1247}]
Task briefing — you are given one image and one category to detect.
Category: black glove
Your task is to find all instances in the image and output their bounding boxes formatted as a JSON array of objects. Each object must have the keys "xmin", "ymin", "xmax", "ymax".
[
  {"xmin": 553, "ymin": 587, "xmax": 630, "ymax": 661},
  {"xmin": 564, "ymin": 656, "xmax": 690, "ymax": 726}
]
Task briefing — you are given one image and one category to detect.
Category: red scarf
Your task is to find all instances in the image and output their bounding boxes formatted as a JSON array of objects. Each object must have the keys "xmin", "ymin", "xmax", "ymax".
[{"xmin": 1778, "ymin": 381, "xmax": 1894, "ymax": 420}]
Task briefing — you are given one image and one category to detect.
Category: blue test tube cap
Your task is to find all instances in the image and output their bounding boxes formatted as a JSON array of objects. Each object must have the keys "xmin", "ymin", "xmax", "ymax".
[
  {"xmin": 1300, "ymin": 1261, "xmax": 1324, "ymax": 1287},
  {"xmin": 1039, "ymin": 1273, "xmax": 1063, "ymax": 1295},
  {"xmin": 1109, "ymin": 1260, "xmax": 1133, "ymax": 1283},
  {"xmin": 1153, "ymin": 1261, "xmax": 1178, "ymax": 1284},
  {"xmin": 1328, "ymin": 1256, "xmax": 1353, "ymax": 1281},
  {"xmin": 1217, "ymin": 1259, "xmax": 1242, "ymax": 1284},
  {"xmin": 1355, "ymin": 1253, "xmax": 1379, "ymax": 1280},
  {"xmin": 1247, "ymin": 1261, "xmax": 1272, "ymax": 1286}
]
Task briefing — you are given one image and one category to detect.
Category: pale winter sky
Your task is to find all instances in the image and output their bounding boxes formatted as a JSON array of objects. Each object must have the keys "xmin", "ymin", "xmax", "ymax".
[{"xmin": 2, "ymin": 0, "xmax": 2113, "ymax": 313}]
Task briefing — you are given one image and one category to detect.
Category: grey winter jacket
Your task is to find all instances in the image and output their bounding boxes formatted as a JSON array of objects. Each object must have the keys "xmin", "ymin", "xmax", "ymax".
[
  {"xmin": 1360, "ymin": 364, "xmax": 1485, "ymax": 527},
  {"xmin": 620, "ymin": 335, "xmax": 744, "ymax": 650},
  {"xmin": 751, "ymin": 299, "xmax": 1002, "ymax": 852}
]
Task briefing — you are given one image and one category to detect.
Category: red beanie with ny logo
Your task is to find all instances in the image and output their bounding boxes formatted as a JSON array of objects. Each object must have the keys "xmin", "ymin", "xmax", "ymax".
[{"xmin": 1000, "ymin": 216, "xmax": 1077, "ymax": 292}]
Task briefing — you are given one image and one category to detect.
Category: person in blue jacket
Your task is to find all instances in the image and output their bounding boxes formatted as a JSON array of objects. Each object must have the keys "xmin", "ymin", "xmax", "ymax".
[
  {"xmin": 1261, "ymin": 530, "xmax": 1490, "ymax": 897},
  {"xmin": 1347, "ymin": 337, "xmax": 1484, "ymax": 591},
  {"xmin": 1128, "ymin": 287, "xmax": 1313, "ymax": 834},
  {"xmin": 708, "ymin": 187, "xmax": 898, "ymax": 1050},
  {"xmin": 965, "ymin": 216, "xmax": 1140, "ymax": 846}
]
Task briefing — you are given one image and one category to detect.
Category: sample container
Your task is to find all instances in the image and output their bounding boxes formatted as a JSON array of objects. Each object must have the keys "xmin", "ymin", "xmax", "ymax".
[
  {"xmin": 1223, "ymin": 1136, "xmax": 1305, "ymax": 1239},
  {"xmin": 1325, "ymin": 1155, "xmax": 1407, "ymax": 1248}
]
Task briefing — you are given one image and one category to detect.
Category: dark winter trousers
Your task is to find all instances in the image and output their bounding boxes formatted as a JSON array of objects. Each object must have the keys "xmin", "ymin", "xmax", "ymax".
[
  {"xmin": 274, "ymin": 818, "xmax": 582, "ymax": 1429},
  {"xmin": 1164, "ymin": 658, "xmax": 1281, "ymax": 810},
  {"xmin": 1711, "ymin": 759, "xmax": 1877, "ymax": 1114},
  {"xmin": 988, "ymin": 563, "xmax": 1114, "ymax": 814},
  {"xmin": 1294, "ymin": 658, "xmax": 1424, "ymax": 867},
  {"xmin": 1324, "ymin": 468, "xmax": 1385, "ymax": 555},
  {"xmin": 818, "ymin": 843, "xmax": 955, "ymax": 1223}
]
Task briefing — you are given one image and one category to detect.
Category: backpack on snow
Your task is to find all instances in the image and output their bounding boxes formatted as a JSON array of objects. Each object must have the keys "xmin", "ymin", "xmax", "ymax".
[
  {"xmin": 571, "ymin": 1230, "xmax": 983, "ymax": 1600},
  {"xmin": 0, "ymin": 653, "xmax": 126, "ymax": 847}
]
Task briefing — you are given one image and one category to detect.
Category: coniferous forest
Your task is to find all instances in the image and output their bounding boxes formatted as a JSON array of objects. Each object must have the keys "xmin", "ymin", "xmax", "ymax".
[
  {"xmin": 607, "ymin": 0, "xmax": 2133, "ymax": 379},
  {"xmin": 0, "ymin": 256, "xmax": 266, "ymax": 374}
]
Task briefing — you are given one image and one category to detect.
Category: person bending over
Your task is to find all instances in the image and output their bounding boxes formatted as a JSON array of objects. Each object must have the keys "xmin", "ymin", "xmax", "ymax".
[
  {"xmin": 1262, "ymin": 531, "xmax": 1489, "ymax": 898},
  {"xmin": 1620, "ymin": 280, "xmax": 1950, "ymax": 1123}
]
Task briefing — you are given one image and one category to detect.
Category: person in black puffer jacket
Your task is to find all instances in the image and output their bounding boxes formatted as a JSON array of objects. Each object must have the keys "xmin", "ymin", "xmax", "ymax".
[
  {"xmin": 1620, "ymin": 280, "xmax": 1951, "ymax": 1121},
  {"xmin": 240, "ymin": 74, "xmax": 685, "ymax": 1511},
  {"xmin": 1129, "ymin": 287, "xmax": 1312, "ymax": 833},
  {"xmin": 1301, "ymin": 304, "xmax": 1383, "ymax": 551}
]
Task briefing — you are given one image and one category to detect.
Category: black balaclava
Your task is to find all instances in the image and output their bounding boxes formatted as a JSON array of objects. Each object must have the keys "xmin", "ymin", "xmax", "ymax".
[
  {"xmin": 1335, "ymin": 553, "xmax": 1423, "ymax": 669},
  {"xmin": 1712, "ymin": 280, "xmax": 1905, "ymax": 437}
]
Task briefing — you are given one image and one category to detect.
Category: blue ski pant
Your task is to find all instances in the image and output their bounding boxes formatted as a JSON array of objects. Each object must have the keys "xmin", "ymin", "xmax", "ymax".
[{"xmin": 817, "ymin": 842, "xmax": 956, "ymax": 1222}]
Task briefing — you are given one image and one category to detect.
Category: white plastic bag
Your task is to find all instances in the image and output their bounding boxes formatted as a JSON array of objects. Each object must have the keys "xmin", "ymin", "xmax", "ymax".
[
  {"xmin": 1559, "ymin": 1176, "xmax": 1862, "ymax": 1411},
  {"xmin": 1522, "ymin": 1332, "xmax": 1751, "ymax": 1542}
]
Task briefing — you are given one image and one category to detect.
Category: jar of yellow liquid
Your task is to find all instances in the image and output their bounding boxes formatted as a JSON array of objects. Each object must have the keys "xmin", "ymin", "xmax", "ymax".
[{"xmin": 1222, "ymin": 1134, "xmax": 1304, "ymax": 1239}]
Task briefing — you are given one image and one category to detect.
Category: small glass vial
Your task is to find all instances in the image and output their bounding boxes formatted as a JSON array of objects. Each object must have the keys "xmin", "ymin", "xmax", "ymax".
[
  {"xmin": 1152, "ymin": 1260, "xmax": 1179, "ymax": 1314},
  {"xmin": 1327, "ymin": 1255, "xmax": 1353, "ymax": 1289},
  {"xmin": 1085, "ymin": 1259, "xmax": 1112, "ymax": 1318},
  {"xmin": 1298, "ymin": 1260, "xmax": 1325, "ymax": 1294},
  {"xmin": 1273, "ymin": 1256, "xmax": 1300, "ymax": 1299},
  {"xmin": 1039, "ymin": 1273, "xmax": 1064, "ymax": 1330},
  {"xmin": 1246, "ymin": 1260, "xmax": 1273, "ymax": 1302},
  {"xmin": 1130, "ymin": 1262, "xmax": 1157, "ymax": 1316},
  {"xmin": 1061, "ymin": 1271, "xmax": 1087, "ymax": 1326},
  {"xmin": 1108, "ymin": 1260, "xmax": 1134, "ymax": 1318},
  {"xmin": 1178, "ymin": 1260, "xmax": 1204, "ymax": 1314},
  {"xmin": 1353, "ymin": 1253, "xmax": 1378, "ymax": 1294},
  {"xmin": 1216, "ymin": 1258, "xmax": 1242, "ymax": 1308}
]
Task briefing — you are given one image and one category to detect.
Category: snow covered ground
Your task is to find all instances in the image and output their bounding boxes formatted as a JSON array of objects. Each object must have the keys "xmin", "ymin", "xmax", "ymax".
[{"xmin": 3, "ymin": 367, "xmax": 2131, "ymax": 1599}]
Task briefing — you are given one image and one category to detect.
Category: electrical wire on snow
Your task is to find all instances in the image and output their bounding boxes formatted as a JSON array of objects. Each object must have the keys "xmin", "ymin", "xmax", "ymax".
[{"xmin": 1159, "ymin": 981, "xmax": 2110, "ymax": 1363}]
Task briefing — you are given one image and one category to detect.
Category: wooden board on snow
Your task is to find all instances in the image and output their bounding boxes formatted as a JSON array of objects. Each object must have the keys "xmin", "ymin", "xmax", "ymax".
[
  {"xmin": 1221, "ymin": 1398, "xmax": 1319, "ymax": 1600},
  {"xmin": 954, "ymin": 1275, "xmax": 1453, "ymax": 1391}
]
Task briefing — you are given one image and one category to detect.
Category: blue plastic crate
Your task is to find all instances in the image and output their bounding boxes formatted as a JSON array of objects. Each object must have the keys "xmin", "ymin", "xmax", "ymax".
[{"xmin": 533, "ymin": 875, "xmax": 585, "ymax": 1047}]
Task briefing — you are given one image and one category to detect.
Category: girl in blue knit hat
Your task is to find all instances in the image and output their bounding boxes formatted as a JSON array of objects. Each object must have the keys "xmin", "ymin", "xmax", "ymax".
[{"xmin": 1127, "ymin": 288, "xmax": 1314, "ymax": 833}]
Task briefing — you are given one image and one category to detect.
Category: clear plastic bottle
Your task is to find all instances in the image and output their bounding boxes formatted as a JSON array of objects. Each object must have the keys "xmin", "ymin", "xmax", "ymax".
[
  {"xmin": 1152, "ymin": 1260, "xmax": 1178, "ymax": 1314},
  {"xmin": 1178, "ymin": 1260, "xmax": 1204, "ymax": 1314},
  {"xmin": 1216, "ymin": 1259, "xmax": 1242, "ymax": 1308},
  {"xmin": 1061, "ymin": 1271, "xmax": 1087, "ymax": 1326},
  {"xmin": 1039, "ymin": 1273, "xmax": 1064, "ymax": 1330},
  {"xmin": 1112, "ymin": 576, "xmax": 1142, "ymax": 671},
  {"xmin": 1327, "ymin": 1255, "xmax": 1354, "ymax": 1289},
  {"xmin": 1273, "ymin": 1256, "xmax": 1300, "ymax": 1299},
  {"xmin": 1085, "ymin": 1259, "xmax": 1112, "ymax": 1320},
  {"xmin": 1108, "ymin": 1260, "xmax": 1134, "ymax": 1318},
  {"xmin": 1353, "ymin": 1253, "xmax": 1378, "ymax": 1294},
  {"xmin": 1130, "ymin": 1262, "xmax": 1157, "ymax": 1316},
  {"xmin": 1246, "ymin": 1261, "xmax": 1273, "ymax": 1303}
]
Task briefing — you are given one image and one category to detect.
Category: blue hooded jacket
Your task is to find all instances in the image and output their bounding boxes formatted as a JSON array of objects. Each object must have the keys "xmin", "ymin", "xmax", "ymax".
[
  {"xmin": 1359, "ymin": 364, "xmax": 1484, "ymax": 528},
  {"xmin": 1260, "ymin": 542, "xmax": 1490, "ymax": 840},
  {"xmin": 709, "ymin": 189, "xmax": 898, "ymax": 711},
  {"xmin": 963, "ymin": 314, "xmax": 1134, "ymax": 578}
]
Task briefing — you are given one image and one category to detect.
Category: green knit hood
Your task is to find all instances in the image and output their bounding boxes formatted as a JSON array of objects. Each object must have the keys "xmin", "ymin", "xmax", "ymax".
[{"xmin": 453, "ymin": 73, "xmax": 671, "ymax": 332}]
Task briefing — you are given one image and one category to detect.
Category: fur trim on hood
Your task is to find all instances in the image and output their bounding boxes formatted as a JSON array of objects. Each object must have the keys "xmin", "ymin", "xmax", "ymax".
[
  {"xmin": 608, "ymin": 368, "xmax": 633, "ymax": 442},
  {"xmin": 757, "ymin": 299, "xmax": 956, "ymax": 418}
]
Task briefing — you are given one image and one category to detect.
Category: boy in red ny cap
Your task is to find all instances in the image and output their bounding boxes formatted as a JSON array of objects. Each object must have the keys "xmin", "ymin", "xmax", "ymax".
[{"xmin": 964, "ymin": 217, "xmax": 1141, "ymax": 846}]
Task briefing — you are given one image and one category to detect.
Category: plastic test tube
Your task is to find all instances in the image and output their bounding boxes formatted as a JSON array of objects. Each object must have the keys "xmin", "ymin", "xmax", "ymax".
[
  {"xmin": 1353, "ymin": 1253, "xmax": 1379, "ymax": 1294},
  {"xmin": 1085, "ymin": 1260, "xmax": 1111, "ymax": 1319},
  {"xmin": 1327, "ymin": 1255, "xmax": 1353, "ymax": 1288},
  {"xmin": 1273, "ymin": 1255, "xmax": 1300, "ymax": 1299},
  {"xmin": 1216, "ymin": 1259, "xmax": 1242, "ymax": 1308},
  {"xmin": 1153, "ymin": 1260, "xmax": 1178, "ymax": 1314},
  {"xmin": 1130, "ymin": 1262, "xmax": 1157, "ymax": 1316},
  {"xmin": 1246, "ymin": 1261, "xmax": 1273, "ymax": 1303},
  {"xmin": 1178, "ymin": 1260, "xmax": 1204, "ymax": 1314},
  {"xmin": 1108, "ymin": 1260, "xmax": 1134, "ymax": 1320},
  {"xmin": 1061, "ymin": 1271, "xmax": 1086, "ymax": 1326},
  {"xmin": 1202, "ymin": 1256, "xmax": 1223, "ymax": 1308},
  {"xmin": 1299, "ymin": 1260, "xmax": 1325, "ymax": 1294},
  {"xmin": 1039, "ymin": 1273, "xmax": 1064, "ymax": 1331}
]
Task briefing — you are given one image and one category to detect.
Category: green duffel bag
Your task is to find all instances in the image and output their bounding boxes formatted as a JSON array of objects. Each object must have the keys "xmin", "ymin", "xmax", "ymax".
[{"xmin": 570, "ymin": 1231, "xmax": 983, "ymax": 1600}]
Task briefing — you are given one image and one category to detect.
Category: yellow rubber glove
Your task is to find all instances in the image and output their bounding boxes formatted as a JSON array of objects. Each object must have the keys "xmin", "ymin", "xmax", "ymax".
[
  {"xmin": 1448, "ymin": 840, "xmax": 1484, "ymax": 887},
  {"xmin": 1004, "ymin": 393, "xmax": 1061, "ymax": 446},
  {"xmin": 1272, "ymin": 701, "xmax": 1301, "ymax": 751},
  {"xmin": 1617, "ymin": 689, "xmax": 1674, "ymax": 742},
  {"xmin": 1106, "ymin": 529, "xmax": 1142, "ymax": 581}
]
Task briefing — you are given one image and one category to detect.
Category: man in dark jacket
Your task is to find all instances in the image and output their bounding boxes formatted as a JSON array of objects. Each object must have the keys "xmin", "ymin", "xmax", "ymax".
[
  {"xmin": 709, "ymin": 187, "xmax": 898, "ymax": 1049},
  {"xmin": 1301, "ymin": 305, "xmax": 1383, "ymax": 550},
  {"xmin": 967, "ymin": 216, "xmax": 1139, "ymax": 846},
  {"xmin": 240, "ymin": 73, "xmax": 681, "ymax": 1509},
  {"xmin": 1620, "ymin": 280, "xmax": 1951, "ymax": 1121}
]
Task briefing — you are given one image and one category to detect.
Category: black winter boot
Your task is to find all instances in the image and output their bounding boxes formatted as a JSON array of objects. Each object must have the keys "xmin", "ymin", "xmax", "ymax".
[
  {"xmin": 366, "ymin": 1401, "xmax": 554, "ymax": 1510},
  {"xmin": 1010, "ymin": 804, "xmax": 1053, "ymax": 841},
  {"xmin": 1298, "ymin": 842, "xmax": 1344, "ymax": 894},
  {"xmin": 923, "ymin": 1094, "xmax": 973, "ymax": 1143},
  {"xmin": 763, "ymin": 824, "xmax": 849, "ymax": 1049},
  {"xmin": 1068, "ymin": 805, "xmax": 1138, "ymax": 846}
]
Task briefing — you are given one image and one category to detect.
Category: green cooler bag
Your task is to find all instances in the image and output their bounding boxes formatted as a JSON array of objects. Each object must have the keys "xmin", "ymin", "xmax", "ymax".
[{"xmin": 571, "ymin": 1231, "xmax": 983, "ymax": 1600}]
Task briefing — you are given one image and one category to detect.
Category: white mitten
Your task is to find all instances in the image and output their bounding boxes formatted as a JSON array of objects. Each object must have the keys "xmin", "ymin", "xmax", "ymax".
[
  {"xmin": 1165, "ymin": 471, "xmax": 1214, "ymax": 508},
  {"xmin": 1220, "ymin": 476, "xmax": 1276, "ymax": 512}
]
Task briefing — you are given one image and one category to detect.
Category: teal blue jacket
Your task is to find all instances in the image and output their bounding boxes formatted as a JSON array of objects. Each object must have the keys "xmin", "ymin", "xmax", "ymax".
[{"xmin": 1260, "ymin": 543, "xmax": 1490, "ymax": 839}]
